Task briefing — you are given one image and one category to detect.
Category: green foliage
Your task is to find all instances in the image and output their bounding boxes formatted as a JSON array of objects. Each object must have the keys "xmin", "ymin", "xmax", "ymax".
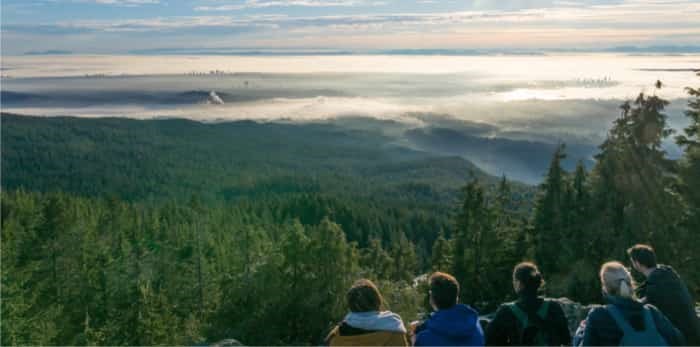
[
  {"xmin": 2, "ymin": 78, "xmax": 700, "ymax": 344},
  {"xmin": 451, "ymin": 177, "xmax": 521, "ymax": 311},
  {"xmin": 430, "ymin": 231, "xmax": 453, "ymax": 273}
]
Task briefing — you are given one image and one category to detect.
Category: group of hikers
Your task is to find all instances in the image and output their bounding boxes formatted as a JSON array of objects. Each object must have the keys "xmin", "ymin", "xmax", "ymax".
[{"xmin": 323, "ymin": 244, "xmax": 700, "ymax": 346}]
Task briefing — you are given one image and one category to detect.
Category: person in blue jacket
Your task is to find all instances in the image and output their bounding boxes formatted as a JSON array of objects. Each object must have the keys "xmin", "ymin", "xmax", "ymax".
[{"xmin": 412, "ymin": 272, "xmax": 485, "ymax": 346}]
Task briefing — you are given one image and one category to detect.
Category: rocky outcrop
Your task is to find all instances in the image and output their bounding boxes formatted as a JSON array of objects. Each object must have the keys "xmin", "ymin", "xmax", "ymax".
[
  {"xmin": 210, "ymin": 338, "xmax": 243, "ymax": 346},
  {"xmin": 554, "ymin": 297, "xmax": 597, "ymax": 334}
]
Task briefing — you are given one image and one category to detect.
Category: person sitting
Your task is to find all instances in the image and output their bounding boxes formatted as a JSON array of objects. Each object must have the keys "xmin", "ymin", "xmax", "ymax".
[
  {"xmin": 485, "ymin": 262, "xmax": 571, "ymax": 346},
  {"xmin": 575, "ymin": 261, "xmax": 684, "ymax": 346},
  {"xmin": 325, "ymin": 279, "xmax": 409, "ymax": 346},
  {"xmin": 412, "ymin": 272, "xmax": 485, "ymax": 346},
  {"xmin": 628, "ymin": 244, "xmax": 700, "ymax": 345}
]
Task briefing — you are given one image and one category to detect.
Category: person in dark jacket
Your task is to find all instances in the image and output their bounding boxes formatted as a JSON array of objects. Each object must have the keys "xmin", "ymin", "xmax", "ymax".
[
  {"xmin": 628, "ymin": 244, "xmax": 700, "ymax": 345},
  {"xmin": 485, "ymin": 262, "xmax": 571, "ymax": 346},
  {"xmin": 577, "ymin": 261, "xmax": 684, "ymax": 346},
  {"xmin": 412, "ymin": 272, "xmax": 484, "ymax": 346}
]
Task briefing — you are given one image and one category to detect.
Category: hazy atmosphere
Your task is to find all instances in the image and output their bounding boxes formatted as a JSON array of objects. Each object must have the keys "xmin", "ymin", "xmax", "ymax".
[
  {"xmin": 3, "ymin": 54, "xmax": 698, "ymax": 181},
  {"xmin": 2, "ymin": 1, "xmax": 700, "ymax": 346}
]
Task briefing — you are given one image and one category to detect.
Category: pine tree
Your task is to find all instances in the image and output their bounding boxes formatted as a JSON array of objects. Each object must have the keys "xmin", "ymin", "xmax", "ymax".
[
  {"xmin": 676, "ymin": 73, "xmax": 700, "ymax": 215},
  {"xmin": 591, "ymin": 87, "xmax": 681, "ymax": 252},
  {"xmin": 390, "ymin": 231, "xmax": 419, "ymax": 282},
  {"xmin": 570, "ymin": 161, "xmax": 590, "ymax": 259},
  {"xmin": 452, "ymin": 177, "xmax": 494, "ymax": 306},
  {"xmin": 531, "ymin": 144, "xmax": 568, "ymax": 275},
  {"xmin": 362, "ymin": 238, "xmax": 393, "ymax": 279},
  {"xmin": 307, "ymin": 218, "xmax": 358, "ymax": 337},
  {"xmin": 430, "ymin": 230, "xmax": 453, "ymax": 273},
  {"xmin": 674, "ymin": 73, "xmax": 700, "ymax": 294}
]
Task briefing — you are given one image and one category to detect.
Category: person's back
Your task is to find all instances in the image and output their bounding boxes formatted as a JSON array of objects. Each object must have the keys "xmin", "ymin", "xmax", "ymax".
[
  {"xmin": 415, "ymin": 303, "xmax": 484, "ymax": 346},
  {"xmin": 326, "ymin": 312, "xmax": 408, "ymax": 347},
  {"xmin": 325, "ymin": 279, "xmax": 408, "ymax": 347},
  {"xmin": 413, "ymin": 272, "xmax": 484, "ymax": 346},
  {"xmin": 581, "ymin": 297, "xmax": 682, "ymax": 346},
  {"xmin": 578, "ymin": 262, "xmax": 684, "ymax": 346},
  {"xmin": 638, "ymin": 265, "xmax": 700, "ymax": 344},
  {"xmin": 487, "ymin": 295, "xmax": 571, "ymax": 345},
  {"xmin": 628, "ymin": 245, "xmax": 700, "ymax": 345},
  {"xmin": 485, "ymin": 262, "xmax": 570, "ymax": 346}
]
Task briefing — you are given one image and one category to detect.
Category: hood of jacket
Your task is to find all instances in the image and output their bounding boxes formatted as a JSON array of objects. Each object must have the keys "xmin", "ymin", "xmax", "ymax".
[
  {"xmin": 424, "ymin": 304, "xmax": 481, "ymax": 338},
  {"xmin": 343, "ymin": 311, "xmax": 407, "ymax": 334}
]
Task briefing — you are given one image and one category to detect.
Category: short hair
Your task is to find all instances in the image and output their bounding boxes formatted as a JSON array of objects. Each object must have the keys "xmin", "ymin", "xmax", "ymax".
[
  {"xmin": 347, "ymin": 279, "xmax": 384, "ymax": 312},
  {"xmin": 430, "ymin": 272, "xmax": 459, "ymax": 310},
  {"xmin": 627, "ymin": 244, "xmax": 657, "ymax": 268},
  {"xmin": 513, "ymin": 262, "xmax": 544, "ymax": 294}
]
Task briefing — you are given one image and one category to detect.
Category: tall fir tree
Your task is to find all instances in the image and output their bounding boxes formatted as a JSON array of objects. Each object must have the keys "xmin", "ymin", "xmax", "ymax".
[
  {"xmin": 531, "ymin": 144, "xmax": 569, "ymax": 275},
  {"xmin": 452, "ymin": 177, "xmax": 496, "ymax": 307},
  {"xmin": 430, "ymin": 230, "xmax": 453, "ymax": 273}
]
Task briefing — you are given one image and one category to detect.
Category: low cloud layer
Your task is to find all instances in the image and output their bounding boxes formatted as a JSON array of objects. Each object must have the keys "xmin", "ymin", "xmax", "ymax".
[{"xmin": 2, "ymin": 53, "xmax": 696, "ymax": 181}]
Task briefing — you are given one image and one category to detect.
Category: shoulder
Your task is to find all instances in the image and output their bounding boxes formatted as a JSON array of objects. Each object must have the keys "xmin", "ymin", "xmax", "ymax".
[
  {"xmin": 543, "ymin": 299, "xmax": 568, "ymax": 319},
  {"xmin": 324, "ymin": 325, "xmax": 340, "ymax": 344},
  {"xmin": 543, "ymin": 298, "xmax": 563, "ymax": 310},
  {"xmin": 644, "ymin": 304, "xmax": 667, "ymax": 321},
  {"xmin": 649, "ymin": 265, "xmax": 677, "ymax": 283},
  {"xmin": 491, "ymin": 302, "xmax": 518, "ymax": 322},
  {"xmin": 585, "ymin": 305, "xmax": 611, "ymax": 325}
]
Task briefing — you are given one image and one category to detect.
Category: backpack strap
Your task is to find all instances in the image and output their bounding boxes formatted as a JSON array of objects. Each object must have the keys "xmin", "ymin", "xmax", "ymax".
[
  {"xmin": 506, "ymin": 302, "xmax": 529, "ymax": 328},
  {"xmin": 605, "ymin": 305, "xmax": 635, "ymax": 335},
  {"xmin": 536, "ymin": 300, "xmax": 550, "ymax": 320},
  {"xmin": 642, "ymin": 306, "xmax": 659, "ymax": 333}
]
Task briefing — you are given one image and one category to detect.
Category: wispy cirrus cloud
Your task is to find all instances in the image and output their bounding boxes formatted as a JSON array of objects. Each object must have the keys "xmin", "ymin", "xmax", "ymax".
[
  {"xmin": 1, "ymin": 0, "xmax": 699, "ymax": 54},
  {"xmin": 87, "ymin": 0, "xmax": 160, "ymax": 4},
  {"xmin": 195, "ymin": 0, "xmax": 383, "ymax": 11}
]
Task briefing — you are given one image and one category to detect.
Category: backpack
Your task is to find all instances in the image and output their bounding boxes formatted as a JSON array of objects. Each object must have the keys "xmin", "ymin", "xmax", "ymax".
[
  {"xmin": 605, "ymin": 304, "xmax": 668, "ymax": 346},
  {"xmin": 506, "ymin": 300, "xmax": 551, "ymax": 346}
]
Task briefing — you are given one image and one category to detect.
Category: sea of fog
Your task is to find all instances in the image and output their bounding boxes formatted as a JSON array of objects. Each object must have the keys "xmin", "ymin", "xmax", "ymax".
[{"xmin": 2, "ymin": 54, "xmax": 698, "ymax": 182}]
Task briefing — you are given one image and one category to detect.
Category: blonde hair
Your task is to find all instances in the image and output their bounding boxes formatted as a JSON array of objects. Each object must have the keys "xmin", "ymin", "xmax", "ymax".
[{"xmin": 600, "ymin": 261, "xmax": 634, "ymax": 298}]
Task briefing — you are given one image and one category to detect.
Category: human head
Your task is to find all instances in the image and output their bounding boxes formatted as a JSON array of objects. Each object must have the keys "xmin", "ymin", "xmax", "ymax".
[
  {"xmin": 429, "ymin": 272, "xmax": 460, "ymax": 310},
  {"xmin": 600, "ymin": 261, "xmax": 634, "ymax": 298},
  {"xmin": 627, "ymin": 244, "xmax": 657, "ymax": 274},
  {"xmin": 347, "ymin": 279, "xmax": 384, "ymax": 312},
  {"xmin": 512, "ymin": 262, "xmax": 544, "ymax": 295}
]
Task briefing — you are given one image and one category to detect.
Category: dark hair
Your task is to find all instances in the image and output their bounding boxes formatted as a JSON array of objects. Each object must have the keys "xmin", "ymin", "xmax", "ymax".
[
  {"xmin": 627, "ymin": 244, "xmax": 657, "ymax": 268},
  {"xmin": 347, "ymin": 279, "xmax": 384, "ymax": 312},
  {"xmin": 513, "ymin": 262, "xmax": 544, "ymax": 294},
  {"xmin": 430, "ymin": 272, "xmax": 460, "ymax": 310}
]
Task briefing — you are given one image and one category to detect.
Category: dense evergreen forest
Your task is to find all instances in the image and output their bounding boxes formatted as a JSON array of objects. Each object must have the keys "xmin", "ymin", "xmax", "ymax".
[{"xmin": 2, "ymin": 77, "xmax": 699, "ymax": 345}]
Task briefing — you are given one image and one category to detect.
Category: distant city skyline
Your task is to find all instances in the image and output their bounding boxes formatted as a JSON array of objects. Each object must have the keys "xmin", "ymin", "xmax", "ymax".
[{"xmin": 2, "ymin": 0, "xmax": 700, "ymax": 55}]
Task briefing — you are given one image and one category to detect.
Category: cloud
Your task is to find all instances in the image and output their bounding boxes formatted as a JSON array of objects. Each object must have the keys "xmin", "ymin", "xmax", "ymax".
[
  {"xmin": 59, "ymin": 0, "xmax": 161, "ymax": 5},
  {"xmin": 2, "ymin": 0, "xmax": 699, "ymax": 53},
  {"xmin": 195, "ymin": 0, "xmax": 382, "ymax": 11}
]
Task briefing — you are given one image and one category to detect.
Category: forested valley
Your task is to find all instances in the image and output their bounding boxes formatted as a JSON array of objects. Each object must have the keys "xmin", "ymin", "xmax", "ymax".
[{"xmin": 2, "ymin": 78, "xmax": 699, "ymax": 346}]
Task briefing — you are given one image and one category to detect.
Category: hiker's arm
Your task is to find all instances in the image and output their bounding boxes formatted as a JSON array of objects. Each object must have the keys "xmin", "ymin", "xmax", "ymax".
[
  {"xmin": 485, "ymin": 306, "xmax": 512, "ymax": 346},
  {"xmin": 552, "ymin": 303, "xmax": 572, "ymax": 346},
  {"xmin": 640, "ymin": 278, "xmax": 662, "ymax": 305},
  {"xmin": 651, "ymin": 308, "xmax": 686, "ymax": 346},
  {"xmin": 580, "ymin": 309, "xmax": 601, "ymax": 347}
]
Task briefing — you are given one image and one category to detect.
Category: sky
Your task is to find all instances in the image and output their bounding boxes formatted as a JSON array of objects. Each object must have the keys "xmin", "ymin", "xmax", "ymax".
[{"xmin": 2, "ymin": 0, "xmax": 700, "ymax": 55}]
